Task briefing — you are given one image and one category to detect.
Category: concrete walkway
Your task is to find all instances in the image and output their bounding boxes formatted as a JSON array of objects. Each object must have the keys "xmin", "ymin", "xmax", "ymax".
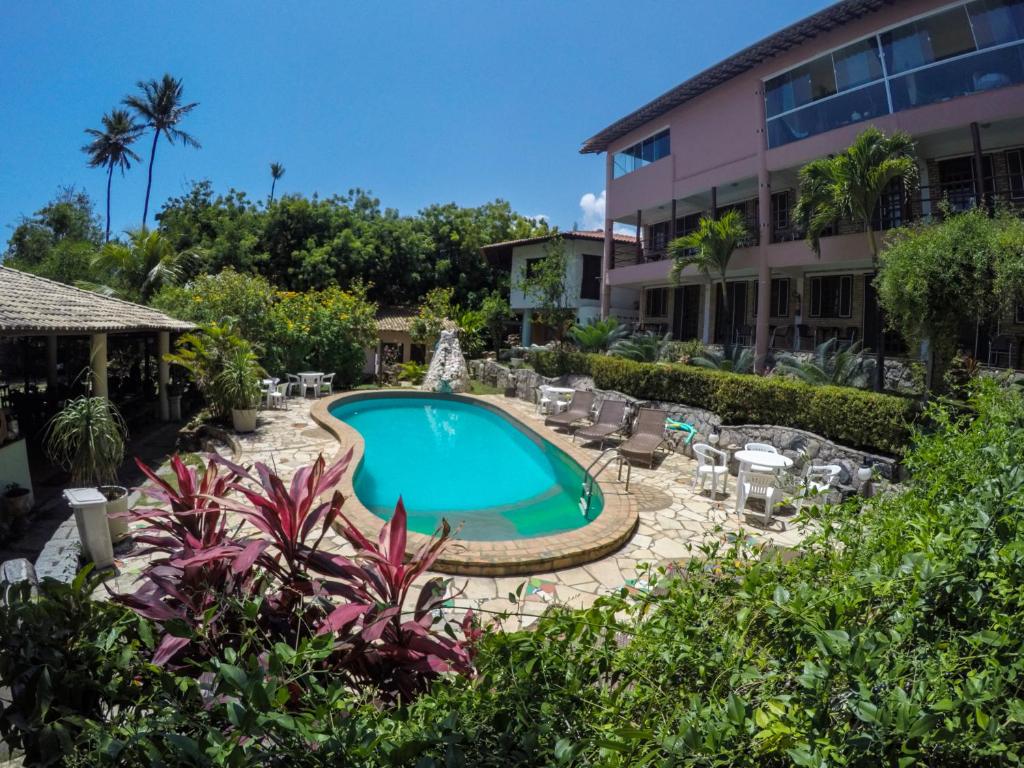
[{"xmin": 112, "ymin": 392, "xmax": 810, "ymax": 630}]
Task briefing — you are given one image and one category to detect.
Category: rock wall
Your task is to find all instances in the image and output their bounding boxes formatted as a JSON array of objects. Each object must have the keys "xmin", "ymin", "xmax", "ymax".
[{"xmin": 424, "ymin": 330, "xmax": 470, "ymax": 393}]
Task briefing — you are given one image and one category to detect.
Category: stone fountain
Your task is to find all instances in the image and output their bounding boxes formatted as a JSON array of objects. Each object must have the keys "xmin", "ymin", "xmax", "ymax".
[{"xmin": 422, "ymin": 329, "xmax": 470, "ymax": 393}]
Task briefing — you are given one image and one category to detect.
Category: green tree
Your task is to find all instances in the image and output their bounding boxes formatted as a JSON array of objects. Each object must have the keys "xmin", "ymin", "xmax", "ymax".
[
  {"xmin": 875, "ymin": 207, "xmax": 1024, "ymax": 390},
  {"xmin": 3, "ymin": 187, "xmax": 102, "ymax": 283},
  {"xmin": 269, "ymin": 162, "xmax": 285, "ymax": 204},
  {"xmin": 88, "ymin": 229, "xmax": 194, "ymax": 303},
  {"xmin": 570, "ymin": 317, "xmax": 629, "ymax": 353},
  {"xmin": 479, "ymin": 291, "xmax": 514, "ymax": 356},
  {"xmin": 124, "ymin": 74, "xmax": 201, "ymax": 229},
  {"xmin": 410, "ymin": 287, "xmax": 454, "ymax": 348},
  {"xmin": 775, "ymin": 338, "xmax": 875, "ymax": 388},
  {"xmin": 690, "ymin": 343, "xmax": 756, "ymax": 373},
  {"xmin": 518, "ymin": 235, "xmax": 575, "ymax": 343},
  {"xmin": 668, "ymin": 209, "xmax": 748, "ymax": 347},
  {"xmin": 795, "ymin": 127, "xmax": 918, "ymax": 390},
  {"xmin": 609, "ymin": 331, "xmax": 672, "ymax": 362},
  {"xmin": 82, "ymin": 109, "xmax": 143, "ymax": 242}
]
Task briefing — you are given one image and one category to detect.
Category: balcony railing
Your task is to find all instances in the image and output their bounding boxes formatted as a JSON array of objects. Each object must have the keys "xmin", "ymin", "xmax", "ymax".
[{"xmin": 612, "ymin": 174, "xmax": 1023, "ymax": 270}]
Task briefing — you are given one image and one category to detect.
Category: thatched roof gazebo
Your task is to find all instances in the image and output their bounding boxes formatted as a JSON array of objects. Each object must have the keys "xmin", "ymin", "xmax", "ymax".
[{"xmin": 0, "ymin": 265, "xmax": 193, "ymax": 421}]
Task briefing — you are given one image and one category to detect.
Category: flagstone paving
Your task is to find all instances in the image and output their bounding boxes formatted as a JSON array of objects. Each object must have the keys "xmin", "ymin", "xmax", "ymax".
[{"xmin": 112, "ymin": 391, "xmax": 812, "ymax": 631}]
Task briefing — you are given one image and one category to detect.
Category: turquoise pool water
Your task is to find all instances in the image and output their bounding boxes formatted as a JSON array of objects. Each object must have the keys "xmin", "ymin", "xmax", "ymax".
[{"xmin": 329, "ymin": 396, "xmax": 602, "ymax": 540}]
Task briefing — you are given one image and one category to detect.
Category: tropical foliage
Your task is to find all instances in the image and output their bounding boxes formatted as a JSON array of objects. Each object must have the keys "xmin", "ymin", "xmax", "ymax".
[
  {"xmin": 876, "ymin": 206, "xmax": 1024, "ymax": 390},
  {"xmin": 795, "ymin": 127, "xmax": 918, "ymax": 390},
  {"xmin": 211, "ymin": 347, "xmax": 264, "ymax": 411},
  {"xmin": 81, "ymin": 109, "xmax": 142, "ymax": 242},
  {"xmin": 609, "ymin": 331, "xmax": 673, "ymax": 362},
  {"xmin": 775, "ymin": 338, "xmax": 875, "ymax": 388},
  {"xmin": 44, "ymin": 396, "xmax": 127, "ymax": 485},
  {"xmin": 668, "ymin": 210, "xmax": 749, "ymax": 346},
  {"xmin": 569, "ymin": 317, "xmax": 629, "ymax": 353},
  {"xmin": 164, "ymin": 321, "xmax": 254, "ymax": 420},
  {"xmin": 518, "ymin": 235, "xmax": 575, "ymax": 342},
  {"xmin": 690, "ymin": 343, "xmax": 756, "ymax": 374},
  {"xmin": 85, "ymin": 228, "xmax": 194, "ymax": 302}
]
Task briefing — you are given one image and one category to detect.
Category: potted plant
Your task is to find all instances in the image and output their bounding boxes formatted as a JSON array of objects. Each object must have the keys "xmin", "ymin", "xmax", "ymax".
[
  {"xmin": 214, "ymin": 348, "xmax": 264, "ymax": 433},
  {"xmin": 2, "ymin": 482, "xmax": 32, "ymax": 528},
  {"xmin": 45, "ymin": 395, "xmax": 129, "ymax": 541}
]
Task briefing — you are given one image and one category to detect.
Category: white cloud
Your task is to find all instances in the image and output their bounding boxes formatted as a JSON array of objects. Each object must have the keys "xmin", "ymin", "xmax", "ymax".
[
  {"xmin": 528, "ymin": 214, "xmax": 549, "ymax": 224},
  {"xmin": 578, "ymin": 190, "xmax": 606, "ymax": 230}
]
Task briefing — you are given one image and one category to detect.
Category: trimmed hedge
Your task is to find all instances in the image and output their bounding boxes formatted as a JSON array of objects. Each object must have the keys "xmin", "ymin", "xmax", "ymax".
[
  {"xmin": 589, "ymin": 355, "xmax": 916, "ymax": 455},
  {"xmin": 528, "ymin": 348, "xmax": 592, "ymax": 378}
]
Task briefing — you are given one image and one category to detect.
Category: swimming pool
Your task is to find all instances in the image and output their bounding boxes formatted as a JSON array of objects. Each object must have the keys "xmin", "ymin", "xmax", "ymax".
[{"xmin": 329, "ymin": 395, "xmax": 602, "ymax": 540}]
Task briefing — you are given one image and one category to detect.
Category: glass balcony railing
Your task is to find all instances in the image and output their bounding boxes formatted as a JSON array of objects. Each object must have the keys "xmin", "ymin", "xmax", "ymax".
[
  {"xmin": 767, "ymin": 82, "xmax": 889, "ymax": 148},
  {"xmin": 888, "ymin": 41, "xmax": 1024, "ymax": 112}
]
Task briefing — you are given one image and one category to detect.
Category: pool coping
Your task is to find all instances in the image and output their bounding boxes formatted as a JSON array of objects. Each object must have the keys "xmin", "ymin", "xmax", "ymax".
[{"xmin": 310, "ymin": 390, "xmax": 638, "ymax": 576}]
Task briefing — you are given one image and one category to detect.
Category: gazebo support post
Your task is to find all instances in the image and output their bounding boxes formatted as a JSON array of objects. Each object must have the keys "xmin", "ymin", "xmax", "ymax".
[
  {"xmin": 158, "ymin": 331, "xmax": 170, "ymax": 421},
  {"xmin": 46, "ymin": 335, "xmax": 58, "ymax": 395},
  {"xmin": 90, "ymin": 333, "xmax": 108, "ymax": 399}
]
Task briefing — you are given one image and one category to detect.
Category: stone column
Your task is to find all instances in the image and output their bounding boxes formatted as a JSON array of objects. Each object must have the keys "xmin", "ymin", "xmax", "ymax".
[
  {"xmin": 90, "ymin": 333, "xmax": 108, "ymax": 399},
  {"xmin": 521, "ymin": 310, "xmax": 533, "ymax": 347},
  {"xmin": 601, "ymin": 152, "xmax": 614, "ymax": 320},
  {"xmin": 158, "ymin": 331, "xmax": 170, "ymax": 421},
  {"xmin": 46, "ymin": 335, "xmax": 58, "ymax": 394}
]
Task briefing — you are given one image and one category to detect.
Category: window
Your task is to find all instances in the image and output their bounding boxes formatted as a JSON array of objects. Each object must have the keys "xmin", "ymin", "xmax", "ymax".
[
  {"xmin": 649, "ymin": 221, "xmax": 671, "ymax": 252},
  {"xmin": 937, "ymin": 155, "xmax": 995, "ymax": 211},
  {"xmin": 771, "ymin": 191, "xmax": 791, "ymax": 236},
  {"xmin": 765, "ymin": 0, "xmax": 1024, "ymax": 148},
  {"xmin": 580, "ymin": 254, "xmax": 602, "ymax": 301},
  {"xmin": 809, "ymin": 275, "xmax": 853, "ymax": 319},
  {"xmin": 676, "ymin": 211, "xmax": 702, "ymax": 236},
  {"xmin": 1017, "ymin": 302, "xmax": 1024, "ymax": 324},
  {"xmin": 1008, "ymin": 149, "xmax": 1024, "ymax": 199},
  {"xmin": 613, "ymin": 129, "xmax": 670, "ymax": 178},
  {"xmin": 525, "ymin": 257, "xmax": 543, "ymax": 279},
  {"xmin": 645, "ymin": 287, "xmax": 668, "ymax": 318},
  {"xmin": 770, "ymin": 278, "xmax": 790, "ymax": 318}
]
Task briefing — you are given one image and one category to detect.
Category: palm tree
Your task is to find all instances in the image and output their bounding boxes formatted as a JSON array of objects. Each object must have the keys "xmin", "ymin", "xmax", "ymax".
[
  {"xmin": 794, "ymin": 127, "xmax": 918, "ymax": 391},
  {"xmin": 82, "ymin": 109, "xmax": 143, "ymax": 242},
  {"xmin": 570, "ymin": 317, "xmax": 629, "ymax": 353},
  {"xmin": 775, "ymin": 338, "xmax": 875, "ymax": 389},
  {"xmin": 690, "ymin": 344, "xmax": 756, "ymax": 374},
  {"xmin": 668, "ymin": 209, "xmax": 748, "ymax": 346},
  {"xmin": 609, "ymin": 331, "xmax": 673, "ymax": 362},
  {"xmin": 123, "ymin": 74, "xmax": 200, "ymax": 229},
  {"xmin": 269, "ymin": 162, "xmax": 285, "ymax": 203},
  {"xmin": 86, "ymin": 228, "xmax": 194, "ymax": 303}
]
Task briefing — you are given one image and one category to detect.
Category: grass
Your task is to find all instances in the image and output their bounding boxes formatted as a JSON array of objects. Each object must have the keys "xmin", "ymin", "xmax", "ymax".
[{"xmin": 468, "ymin": 379, "xmax": 503, "ymax": 395}]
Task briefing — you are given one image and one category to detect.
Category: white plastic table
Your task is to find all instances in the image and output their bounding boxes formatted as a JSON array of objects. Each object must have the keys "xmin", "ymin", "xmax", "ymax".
[
  {"xmin": 733, "ymin": 449, "xmax": 793, "ymax": 473},
  {"xmin": 297, "ymin": 372, "xmax": 323, "ymax": 398},
  {"xmin": 545, "ymin": 386, "xmax": 575, "ymax": 414}
]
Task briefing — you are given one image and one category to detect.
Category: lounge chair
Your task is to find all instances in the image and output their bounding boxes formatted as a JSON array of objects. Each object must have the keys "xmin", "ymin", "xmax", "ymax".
[
  {"xmin": 544, "ymin": 390, "xmax": 595, "ymax": 429},
  {"xmin": 617, "ymin": 407, "xmax": 673, "ymax": 469},
  {"xmin": 573, "ymin": 399, "xmax": 628, "ymax": 448}
]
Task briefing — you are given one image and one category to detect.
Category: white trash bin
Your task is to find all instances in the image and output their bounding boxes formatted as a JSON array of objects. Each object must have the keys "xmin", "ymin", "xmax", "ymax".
[{"xmin": 64, "ymin": 487, "xmax": 114, "ymax": 568}]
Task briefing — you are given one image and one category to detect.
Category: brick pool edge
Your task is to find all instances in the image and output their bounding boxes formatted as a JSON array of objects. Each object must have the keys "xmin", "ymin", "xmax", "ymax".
[{"xmin": 310, "ymin": 390, "xmax": 638, "ymax": 577}]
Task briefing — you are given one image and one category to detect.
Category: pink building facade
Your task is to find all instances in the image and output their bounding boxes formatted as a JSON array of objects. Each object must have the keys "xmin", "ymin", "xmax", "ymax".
[{"xmin": 583, "ymin": 0, "xmax": 1024, "ymax": 367}]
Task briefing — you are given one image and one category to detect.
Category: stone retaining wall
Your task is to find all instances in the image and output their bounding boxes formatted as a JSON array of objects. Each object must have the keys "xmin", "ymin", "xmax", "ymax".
[{"xmin": 469, "ymin": 359, "xmax": 899, "ymax": 491}]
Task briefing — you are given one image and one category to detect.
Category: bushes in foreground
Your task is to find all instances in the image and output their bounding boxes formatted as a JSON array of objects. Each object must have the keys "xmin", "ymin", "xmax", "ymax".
[
  {"xmin": 2, "ymin": 383, "xmax": 1023, "ymax": 766},
  {"xmin": 589, "ymin": 356, "xmax": 915, "ymax": 455}
]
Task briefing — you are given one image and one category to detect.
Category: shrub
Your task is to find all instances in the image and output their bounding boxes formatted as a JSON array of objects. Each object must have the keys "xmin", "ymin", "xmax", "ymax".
[
  {"xmin": 397, "ymin": 360, "xmax": 428, "ymax": 385},
  {"xmin": 590, "ymin": 355, "xmax": 915, "ymax": 454},
  {"xmin": 528, "ymin": 347, "xmax": 592, "ymax": 378}
]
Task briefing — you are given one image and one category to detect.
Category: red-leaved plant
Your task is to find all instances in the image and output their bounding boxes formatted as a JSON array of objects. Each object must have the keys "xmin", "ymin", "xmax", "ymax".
[{"xmin": 116, "ymin": 449, "xmax": 476, "ymax": 700}]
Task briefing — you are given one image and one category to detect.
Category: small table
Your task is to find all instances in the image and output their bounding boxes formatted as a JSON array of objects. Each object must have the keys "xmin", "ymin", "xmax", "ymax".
[
  {"xmin": 733, "ymin": 450, "xmax": 793, "ymax": 474},
  {"xmin": 544, "ymin": 386, "xmax": 576, "ymax": 414}
]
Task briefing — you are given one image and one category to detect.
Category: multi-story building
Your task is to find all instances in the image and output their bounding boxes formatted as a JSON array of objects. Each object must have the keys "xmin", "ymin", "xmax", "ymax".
[
  {"xmin": 483, "ymin": 230, "xmax": 640, "ymax": 345},
  {"xmin": 583, "ymin": 0, "xmax": 1024, "ymax": 367}
]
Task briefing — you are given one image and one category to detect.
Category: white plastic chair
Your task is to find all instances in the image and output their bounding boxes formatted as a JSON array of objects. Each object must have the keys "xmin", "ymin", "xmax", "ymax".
[
  {"xmin": 536, "ymin": 385, "xmax": 553, "ymax": 414},
  {"xmin": 801, "ymin": 464, "xmax": 841, "ymax": 507},
  {"xmin": 268, "ymin": 382, "xmax": 289, "ymax": 410},
  {"xmin": 692, "ymin": 442, "xmax": 728, "ymax": 499},
  {"xmin": 735, "ymin": 470, "xmax": 783, "ymax": 528},
  {"xmin": 299, "ymin": 373, "xmax": 321, "ymax": 398},
  {"xmin": 741, "ymin": 442, "xmax": 779, "ymax": 476},
  {"xmin": 319, "ymin": 373, "xmax": 335, "ymax": 397},
  {"xmin": 286, "ymin": 373, "xmax": 301, "ymax": 397}
]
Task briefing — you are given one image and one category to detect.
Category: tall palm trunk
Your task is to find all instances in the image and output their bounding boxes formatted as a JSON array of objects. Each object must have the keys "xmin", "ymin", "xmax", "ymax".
[
  {"xmin": 269, "ymin": 179, "xmax": 277, "ymax": 204},
  {"xmin": 104, "ymin": 163, "xmax": 113, "ymax": 242},
  {"xmin": 141, "ymin": 130, "xmax": 159, "ymax": 230}
]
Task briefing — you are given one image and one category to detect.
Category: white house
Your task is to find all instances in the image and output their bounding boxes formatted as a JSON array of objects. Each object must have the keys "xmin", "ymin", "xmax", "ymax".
[{"xmin": 483, "ymin": 230, "xmax": 639, "ymax": 346}]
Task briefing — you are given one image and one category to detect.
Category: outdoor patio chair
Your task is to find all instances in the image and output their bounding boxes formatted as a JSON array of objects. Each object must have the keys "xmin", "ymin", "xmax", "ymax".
[
  {"xmin": 268, "ymin": 382, "xmax": 289, "ymax": 410},
  {"xmin": 735, "ymin": 470, "xmax": 784, "ymax": 529},
  {"xmin": 692, "ymin": 442, "xmax": 728, "ymax": 499},
  {"xmin": 801, "ymin": 463, "xmax": 841, "ymax": 507},
  {"xmin": 286, "ymin": 373, "xmax": 301, "ymax": 397},
  {"xmin": 544, "ymin": 390, "xmax": 595, "ymax": 429},
  {"xmin": 741, "ymin": 442, "xmax": 779, "ymax": 478},
  {"xmin": 299, "ymin": 373, "xmax": 321, "ymax": 398},
  {"xmin": 989, "ymin": 336, "xmax": 1016, "ymax": 368},
  {"xmin": 573, "ymin": 399, "xmax": 628, "ymax": 449},
  {"xmin": 617, "ymin": 407, "xmax": 673, "ymax": 469},
  {"xmin": 319, "ymin": 373, "xmax": 335, "ymax": 397},
  {"xmin": 536, "ymin": 385, "xmax": 558, "ymax": 415}
]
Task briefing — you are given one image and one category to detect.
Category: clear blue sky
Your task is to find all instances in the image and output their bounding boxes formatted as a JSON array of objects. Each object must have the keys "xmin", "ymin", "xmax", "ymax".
[{"xmin": 1, "ymin": 0, "xmax": 824, "ymax": 241}]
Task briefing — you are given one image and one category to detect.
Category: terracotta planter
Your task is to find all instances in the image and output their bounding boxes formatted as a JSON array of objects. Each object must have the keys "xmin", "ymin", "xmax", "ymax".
[
  {"xmin": 100, "ymin": 485, "xmax": 129, "ymax": 542},
  {"xmin": 232, "ymin": 408, "xmax": 257, "ymax": 433}
]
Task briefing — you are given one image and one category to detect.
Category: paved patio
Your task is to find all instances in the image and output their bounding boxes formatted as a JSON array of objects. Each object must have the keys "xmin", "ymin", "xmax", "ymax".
[{"xmin": 112, "ymin": 392, "xmax": 810, "ymax": 631}]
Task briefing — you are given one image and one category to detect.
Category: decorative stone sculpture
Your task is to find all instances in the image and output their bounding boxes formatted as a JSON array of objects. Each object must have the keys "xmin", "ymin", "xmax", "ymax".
[{"xmin": 423, "ymin": 329, "xmax": 470, "ymax": 393}]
